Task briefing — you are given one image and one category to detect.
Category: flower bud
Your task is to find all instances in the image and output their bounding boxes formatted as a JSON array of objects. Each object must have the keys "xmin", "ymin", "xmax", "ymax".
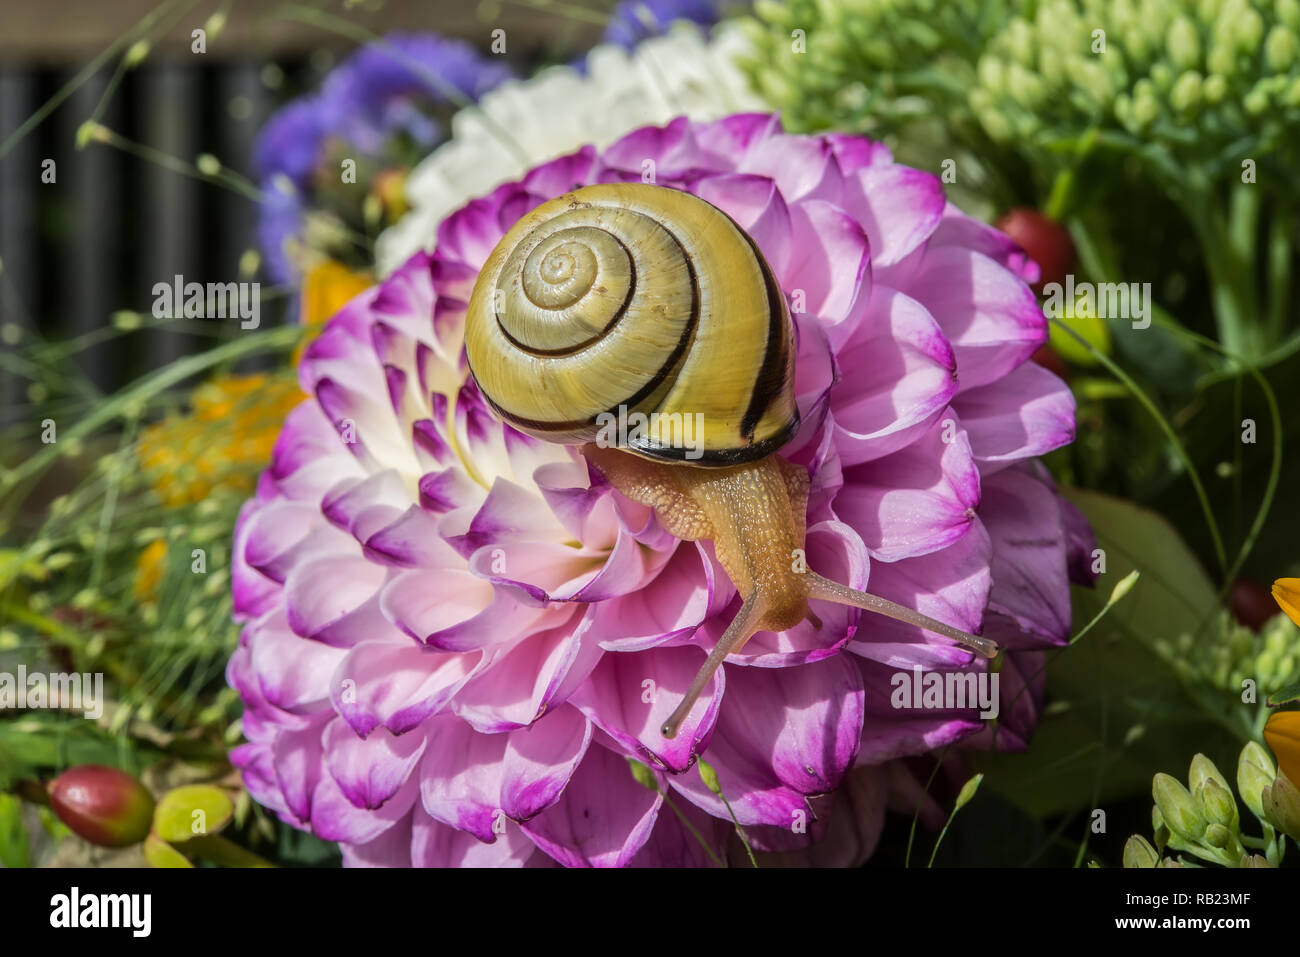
[
  {"xmin": 1167, "ymin": 17, "xmax": 1201, "ymax": 70},
  {"xmin": 1266, "ymin": 25, "xmax": 1299, "ymax": 72},
  {"xmin": 1123, "ymin": 835, "xmax": 1159, "ymax": 868},
  {"xmin": 49, "ymin": 765, "xmax": 154, "ymax": 847},
  {"xmin": 1189, "ymin": 753, "xmax": 1230, "ymax": 793},
  {"xmin": 1153, "ymin": 772, "xmax": 1206, "ymax": 842},
  {"xmin": 1240, "ymin": 853, "xmax": 1271, "ymax": 867},
  {"xmin": 1151, "ymin": 805, "xmax": 1170, "ymax": 850},
  {"xmin": 1263, "ymin": 773, "xmax": 1300, "ymax": 841},
  {"xmin": 698, "ymin": 758, "xmax": 722, "ymax": 796},
  {"xmin": 1202, "ymin": 822, "xmax": 1231, "ymax": 848},
  {"xmin": 1196, "ymin": 779, "xmax": 1239, "ymax": 830},
  {"xmin": 1169, "ymin": 71, "xmax": 1203, "ymax": 112},
  {"xmin": 1237, "ymin": 740, "xmax": 1277, "ymax": 820}
]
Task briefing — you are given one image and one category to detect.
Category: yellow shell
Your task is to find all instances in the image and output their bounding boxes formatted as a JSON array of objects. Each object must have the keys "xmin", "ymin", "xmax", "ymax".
[{"xmin": 464, "ymin": 183, "xmax": 798, "ymax": 465}]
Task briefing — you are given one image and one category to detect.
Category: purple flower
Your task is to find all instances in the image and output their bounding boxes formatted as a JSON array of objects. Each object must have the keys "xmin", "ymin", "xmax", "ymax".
[
  {"xmin": 254, "ymin": 33, "xmax": 511, "ymax": 283},
  {"xmin": 229, "ymin": 115, "xmax": 1094, "ymax": 867},
  {"xmin": 603, "ymin": 0, "xmax": 726, "ymax": 48}
]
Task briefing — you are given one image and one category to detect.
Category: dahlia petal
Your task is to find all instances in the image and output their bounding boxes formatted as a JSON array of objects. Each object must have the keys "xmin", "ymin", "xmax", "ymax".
[
  {"xmin": 311, "ymin": 763, "xmax": 419, "ymax": 844},
  {"xmin": 323, "ymin": 722, "xmax": 428, "ymax": 810},
  {"xmin": 929, "ymin": 202, "xmax": 1040, "ymax": 284},
  {"xmin": 844, "ymin": 164, "xmax": 945, "ymax": 268},
  {"xmin": 330, "ymin": 639, "xmax": 480, "ymax": 737},
  {"xmin": 628, "ymin": 791, "xmax": 728, "ymax": 867},
  {"xmin": 379, "ymin": 566, "xmax": 550, "ymax": 651},
  {"xmin": 785, "ymin": 200, "xmax": 870, "ymax": 330},
  {"xmin": 728, "ymin": 520, "xmax": 867, "ymax": 666},
  {"xmin": 829, "ymin": 286, "xmax": 958, "ymax": 465},
  {"xmin": 671, "ymin": 655, "xmax": 864, "ymax": 827},
  {"xmin": 451, "ymin": 607, "xmax": 601, "ymax": 732},
  {"xmin": 854, "ymin": 659, "xmax": 982, "ymax": 765},
  {"xmin": 420, "ymin": 706, "xmax": 591, "ymax": 840},
  {"xmin": 979, "ymin": 468, "xmax": 1072, "ymax": 644},
  {"xmin": 520, "ymin": 743, "xmax": 661, "ymax": 868},
  {"xmin": 694, "ymin": 172, "xmax": 793, "ymax": 278},
  {"xmin": 410, "ymin": 809, "xmax": 538, "ymax": 867},
  {"xmin": 284, "ymin": 554, "xmax": 388, "ymax": 640},
  {"xmin": 749, "ymin": 765, "xmax": 887, "ymax": 868},
  {"xmin": 586, "ymin": 543, "xmax": 721, "ymax": 652},
  {"xmin": 343, "ymin": 815, "xmax": 413, "ymax": 867},
  {"xmin": 909, "ymin": 245, "xmax": 1046, "ymax": 390},
  {"xmin": 848, "ymin": 521, "xmax": 992, "ymax": 665},
  {"xmin": 740, "ymin": 132, "xmax": 843, "ymax": 204},
  {"xmin": 249, "ymin": 611, "xmax": 347, "ymax": 712},
  {"xmin": 272, "ymin": 716, "xmax": 328, "ymax": 825},
  {"xmin": 953, "ymin": 361, "xmax": 1076, "ymax": 472},
  {"xmin": 835, "ymin": 416, "xmax": 981, "ymax": 562},
  {"xmin": 568, "ymin": 643, "xmax": 723, "ymax": 773},
  {"xmin": 232, "ymin": 501, "xmax": 281, "ymax": 621}
]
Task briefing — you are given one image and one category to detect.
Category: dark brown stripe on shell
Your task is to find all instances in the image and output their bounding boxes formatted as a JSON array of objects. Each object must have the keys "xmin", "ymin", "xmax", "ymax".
[{"xmin": 494, "ymin": 227, "xmax": 637, "ymax": 357}]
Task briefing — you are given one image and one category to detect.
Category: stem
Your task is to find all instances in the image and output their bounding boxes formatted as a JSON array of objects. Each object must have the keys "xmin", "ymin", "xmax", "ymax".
[
  {"xmin": 1266, "ymin": 207, "xmax": 1292, "ymax": 344},
  {"xmin": 1181, "ymin": 184, "xmax": 1264, "ymax": 360}
]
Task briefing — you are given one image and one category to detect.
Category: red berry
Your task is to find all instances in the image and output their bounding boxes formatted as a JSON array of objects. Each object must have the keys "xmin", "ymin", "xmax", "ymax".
[
  {"xmin": 995, "ymin": 208, "xmax": 1076, "ymax": 292},
  {"xmin": 49, "ymin": 765, "xmax": 154, "ymax": 848},
  {"xmin": 1029, "ymin": 345, "xmax": 1068, "ymax": 381},
  {"xmin": 1230, "ymin": 579, "xmax": 1279, "ymax": 632}
]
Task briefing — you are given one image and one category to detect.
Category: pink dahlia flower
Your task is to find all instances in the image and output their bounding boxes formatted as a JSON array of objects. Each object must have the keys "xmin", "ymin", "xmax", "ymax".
[{"xmin": 229, "ymin": 114, "xmax": 1094, "ymax": 867}]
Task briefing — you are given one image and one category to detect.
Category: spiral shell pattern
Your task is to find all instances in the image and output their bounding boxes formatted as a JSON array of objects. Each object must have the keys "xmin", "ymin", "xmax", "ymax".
[{"xmin": 465, "ymin": 183, "xmax": 798, "ymax": 465}]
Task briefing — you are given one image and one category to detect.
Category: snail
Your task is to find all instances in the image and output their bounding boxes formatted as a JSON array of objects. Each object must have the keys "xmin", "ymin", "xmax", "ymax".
[{"xmin": 465, "ymin": 183, "xmax": 997, "ymax": 740}]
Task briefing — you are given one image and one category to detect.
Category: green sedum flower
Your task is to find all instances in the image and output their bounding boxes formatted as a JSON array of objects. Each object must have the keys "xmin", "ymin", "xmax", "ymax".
[
  {"xmin": 1154, "ymin": 610, "xmax": 1300, "ymax": 703},
  {"xmin": 970, "ymin": 0, "xmax": 1300, "ymax": 171},
  {"xmin": 1126, "ymin": 746, "xmax": 1297, "ymax": 867},
  {"xmin": 742, "ymin": 0, "xmax": 1011, "ymax": 133}
]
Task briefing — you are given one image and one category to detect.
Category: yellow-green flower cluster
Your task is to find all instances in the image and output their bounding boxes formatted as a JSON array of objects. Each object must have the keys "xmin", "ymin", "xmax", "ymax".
[
  {"xmin": 1154, "ymin": 610, "xmax": 1300, "ymax": 698},
  {"xmin": 971, "ymin": 0, "xmax": 1300, "ymax": 163},
  {"xmin": 741, "ymin": 0, "xmax": 1010, "ymax": 132},
  {"xmin": 1125, "ymin": 745, "xmax": 1297, "ymax": 867}
]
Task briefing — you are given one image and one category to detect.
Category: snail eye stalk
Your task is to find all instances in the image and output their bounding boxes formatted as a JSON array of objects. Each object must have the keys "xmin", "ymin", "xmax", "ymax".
[{"xmin": 660, "ymin": 574, "xmax": 997, "ymax": 740}]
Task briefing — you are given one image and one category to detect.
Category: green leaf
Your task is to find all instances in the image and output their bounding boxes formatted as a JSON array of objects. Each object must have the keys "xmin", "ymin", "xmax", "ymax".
[
  {"xmin": 152, "ymin": 785, "xmax": 234, "ymax": 843},
  {"xmin": 0, "ymin": 793, "xmax": 31, "ymax": 868},
  {"xmin": 975, "ymin": 490, "xmax": 1238, "ymax": 816},
  {"xmin": 1267, "ymin": 682, "xmax": 1300, "ymax": 707}
]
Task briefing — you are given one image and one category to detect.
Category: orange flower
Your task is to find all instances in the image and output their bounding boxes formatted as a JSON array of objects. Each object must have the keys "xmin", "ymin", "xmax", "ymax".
[
  {"xmin": 1273, "ymin": 578, "xmax": 1300, "ymax": 629},
  {"xmin": 293, "ymin": 260, "xmax": 372, "ymax": 364},
  {"xmin": 137, "ymin": 372, "xmax": 304, "ymax": 508},
  {"xmin": 1264, "ymin": 710, "xmax": 1300, "ymax": 788}
]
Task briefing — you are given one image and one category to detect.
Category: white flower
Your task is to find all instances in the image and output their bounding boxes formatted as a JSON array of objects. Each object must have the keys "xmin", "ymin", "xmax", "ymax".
[{"xmin": 374, "ymin": 22, "xmax": 766, "ymax": 275}]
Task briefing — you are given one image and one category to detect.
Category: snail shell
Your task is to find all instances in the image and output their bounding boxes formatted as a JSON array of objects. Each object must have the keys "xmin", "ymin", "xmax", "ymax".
[{"xmin": 464, "ymin": 183, "xmax": 798, "ymax": 465}]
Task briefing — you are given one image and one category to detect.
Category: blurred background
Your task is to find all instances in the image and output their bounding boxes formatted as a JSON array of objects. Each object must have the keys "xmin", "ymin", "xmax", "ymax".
[{"xmin": 0, "ymin": 0, "xmax": 604, "ymax": 407}]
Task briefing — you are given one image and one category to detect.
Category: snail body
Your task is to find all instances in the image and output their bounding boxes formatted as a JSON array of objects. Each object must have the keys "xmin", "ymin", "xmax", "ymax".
[{"xmin": 466, "ymin": 183, "xmax": 996, "ymax": 739}]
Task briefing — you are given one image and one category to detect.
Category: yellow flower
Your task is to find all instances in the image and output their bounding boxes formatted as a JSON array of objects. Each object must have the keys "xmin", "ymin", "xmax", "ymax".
[
  {"xmin": 137, "ymin": 372, "xmax": 305, "ymax": 508},
  {"xmin": 1264, "ymin": 711, "xmax": 1300, "ymax": 790},
  {"xmin": 133, "ymin": 539, "xmax": 169, "ymax": 604},
  {"xmin": 1273, "ymin": 578, "xmax": 1300, "ymax": 629}
]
